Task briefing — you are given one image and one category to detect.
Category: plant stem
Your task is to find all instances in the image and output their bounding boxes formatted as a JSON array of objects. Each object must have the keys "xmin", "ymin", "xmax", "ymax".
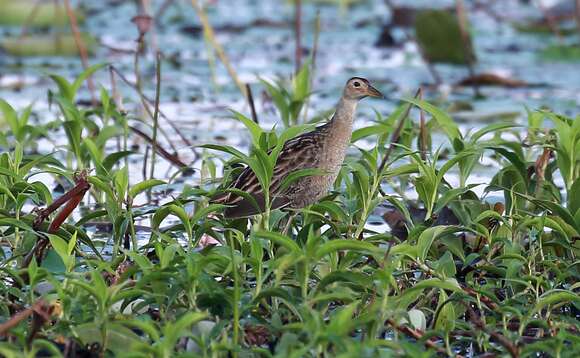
[
  {"xmin": 246, "ymin": 83, "xmax": 259, "ymax": 124},
  {"xmin": 228, "ymin": 234, "xmax": 240, "ymax": 357},
  {"xmin": 418, "ymin": 88, "xmax": 428, "ymax": 160},
  {"xmin": 109, "ymin": 66, "xmax": 193, "ymax": 156},
  {"xmin": 576, "ymin": 0, "xmax": 580, "ymax": 40},
  {"xmin": 455, "ymin": 0, "xmax": 480, "ymax": 97},
  {"xmin": 149, "ymin": 52, "xmax": 162, "ymax": 183},
  {"xmin": 63, "ymin": 0, "xmax": 97, "ymax": 106},
  {"xmin": 302, "ymin": 10, "xmax": 321, "ymax": 124},
  {"xmin": 191, "ymin": 0, "xmax": 246, "ymax": 98},
  {"xmin": 294, "ymin": 0, "xmax": 302, "ymax": 74}
]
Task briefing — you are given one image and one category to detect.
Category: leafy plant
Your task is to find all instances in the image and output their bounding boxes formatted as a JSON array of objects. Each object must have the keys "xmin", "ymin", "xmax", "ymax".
[{"xmin": 261, "ymin": 61, "xmax": 311, "ymax": 127}]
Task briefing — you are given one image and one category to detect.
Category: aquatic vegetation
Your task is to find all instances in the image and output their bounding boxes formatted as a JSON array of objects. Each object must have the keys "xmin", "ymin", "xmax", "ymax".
[
  {"xmin": 0, "ymin": 63, "xmax": 578, "ymax": 357},
  {"xmin": 1, "ymin": 0, "xmax": 580, "ymax": 356}
]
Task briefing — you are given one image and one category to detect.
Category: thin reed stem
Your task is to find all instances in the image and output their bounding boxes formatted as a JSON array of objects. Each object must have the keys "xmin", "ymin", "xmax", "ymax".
[
  {"xmin": 191, "ymin": 0, "xmax": 247, "ymax": 98},
  {"xmin": 149, "ymin": 52, "xmax": 162, "ymax": 182},
  {"xmin": 63, "ymin": 0, "xmax": 97, "ymax": 106},
  {"xmin": 294, "ymin": 0, "xmax": 302, "ymax": 74}
]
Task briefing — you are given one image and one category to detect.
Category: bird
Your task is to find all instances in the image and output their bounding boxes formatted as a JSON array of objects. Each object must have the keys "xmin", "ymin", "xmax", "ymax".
[{"xmin": 214, "ymin": 77, "xmax": 383, "ymax": 218}]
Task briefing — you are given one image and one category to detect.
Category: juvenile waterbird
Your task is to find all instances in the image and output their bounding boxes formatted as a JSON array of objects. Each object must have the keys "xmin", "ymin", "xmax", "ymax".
[{"xmin": 215, "ymin": 77, "xmax": 383, "ymax": 218}]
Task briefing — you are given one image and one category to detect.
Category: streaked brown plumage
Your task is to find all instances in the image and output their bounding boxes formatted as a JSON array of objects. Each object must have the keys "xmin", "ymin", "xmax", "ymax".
[{"xmin": 214, "ymin": 77, "xmax": 383, "ymax": 218}]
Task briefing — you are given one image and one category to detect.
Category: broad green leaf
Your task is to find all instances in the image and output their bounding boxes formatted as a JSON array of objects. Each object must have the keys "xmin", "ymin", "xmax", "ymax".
[
  {"xmin": 254, "ymin": 231, "xmax": 301, "ymax": 254},
  {"xmin": 49, "ymin": 74, "xmax": 73, "ymax": 100},
  {"xmin": 0, "ymin": 99, "xmax": 19, "ymax": 136},
  {"xmin": 569, "ymin": 176, "xmax": 580, "ymax": 215},
  {"xmin": 71, "ymin": 63, "xmax": 107, "ymax": 99},
  {"xmin": 129, "ymin": 179, "xmax": 166, "ymax": 198},
  {"xmin": 315, "ymin": 239, "xmax": 381, "ymax": 259},
  {"xmin": 531, "ymin": 290, "xmax": 580, "ymax": 316},
  {"xmin": 417, "ymin": 225, "xmax": 462, "ymax": 261},
  {"xmin": 405, "ymin": 98, "xmax": 461, "ymax": 140},
  {"xmin": 231, "ymin": 110, "xmax": 262, "ymax": 147}
]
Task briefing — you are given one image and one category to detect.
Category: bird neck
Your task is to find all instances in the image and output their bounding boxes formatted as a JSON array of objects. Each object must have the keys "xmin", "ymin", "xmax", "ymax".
[{"xmin": 329, "ymin": 97, "xmax": 358, "ymax": 134}]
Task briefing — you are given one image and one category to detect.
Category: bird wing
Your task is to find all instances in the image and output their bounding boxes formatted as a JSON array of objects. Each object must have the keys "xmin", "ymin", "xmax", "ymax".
[{"xmin": 213, "ymin": 130, "xmax": 324, "ymax": 218}]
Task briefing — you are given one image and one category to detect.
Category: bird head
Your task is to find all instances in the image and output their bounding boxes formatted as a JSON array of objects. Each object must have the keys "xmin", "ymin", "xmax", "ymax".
[{"xmin": 343, "ymin": 77, "xmax": 384, "ymax": 100}]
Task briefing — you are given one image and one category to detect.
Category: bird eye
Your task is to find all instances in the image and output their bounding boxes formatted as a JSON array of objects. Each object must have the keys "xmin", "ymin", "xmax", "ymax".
[{"xmin": 353, "ymin": 81, "xmax": 361, "ymax": 88}]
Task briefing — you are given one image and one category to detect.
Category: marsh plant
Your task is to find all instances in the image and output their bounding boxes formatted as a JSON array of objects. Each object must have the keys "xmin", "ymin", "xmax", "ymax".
[{"xmin": 0, "ymin": 66, "xmax": 579, "ymax": 357}]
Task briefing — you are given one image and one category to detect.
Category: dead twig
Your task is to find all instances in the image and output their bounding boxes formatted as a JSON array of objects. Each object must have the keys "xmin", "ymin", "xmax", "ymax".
[
  {"xmin": 129, "ymin": 125, "xmax": 188, "ymax": 168},
  {"xmin": 462, "ymin": 286, "xmax": 499, "ymax": 311},
  {"xmin": 464, "ymin": 304, "xmax": 519, "ymax": 358},
  {"xmin": 33, "ymin": 171, "xmax": 90, "ymax": 231},
  {"xmin": 109, "ymin": 65, "xmax": 196, "ymax": 158},
  {"xmin": 0, "ymin": 300, "xmax": 56, "ymax": 338},
  {"xmin": 385, "ymin": 318, "xmax": 464, "ymax": 358},
  {"xmin": 21, "ymin": 172, "xmax": 91, "ymax": 269},
  {"xmin": 246, "ymin": 84, "xmax": 259, "ymax": 124}
]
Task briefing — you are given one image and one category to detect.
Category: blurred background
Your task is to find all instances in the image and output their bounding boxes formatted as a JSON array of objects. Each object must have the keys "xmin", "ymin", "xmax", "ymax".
[{"xmin": 0, "ymin": 0, "xmax": 579, "ymax": 177}]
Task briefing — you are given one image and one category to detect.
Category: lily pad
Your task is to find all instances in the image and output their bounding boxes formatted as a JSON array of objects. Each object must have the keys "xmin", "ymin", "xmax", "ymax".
[
  {"xmin": 540, "ymin": 44, "xmax": 580, "ymax": 62},
  {"xmin": 0, "ymin": 34, "xmax": 97, "ymax": 57},
  {"xmin": 0, "ymin": 0, "xmax": 84, "ymax": 27},
  {"xmin": 415, "ymin": 10, "xmax": 475, "ymax": 65}
]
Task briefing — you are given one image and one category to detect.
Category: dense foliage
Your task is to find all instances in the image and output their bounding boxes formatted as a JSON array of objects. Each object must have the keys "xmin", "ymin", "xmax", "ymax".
[{"xmin": 0, "ymin": 66, "xmax": 579, "ymax": 357}]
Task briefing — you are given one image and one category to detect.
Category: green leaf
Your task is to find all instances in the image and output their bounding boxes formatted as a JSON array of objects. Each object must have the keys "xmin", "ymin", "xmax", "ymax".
[
  {"xmin": 0, "ymin": 99, "xmax": 19, "ymax": 137},
  {"xmin": 161, "ymin": 312, "xmax": 207, "ymax": 355},
  {"xmin": 114, "ymin": 167, "xmax": 129, "ymax": 200},
  {"xmin": 351, "ymin": 124, "xmax": 387, "ymax": 142},
  {"xmin": 71, "ymin": 63, "xmax": 107, "ymax": 99},
  {"xmin": 568, "ymin": 177, "xmax": 580, "ymax": 216},
  {"xmin": 73, "ymin": 322, "xmax": 143, "ymax": 355},
  {"xmin": 417, "ymin": 225, "xmax": 461, "ymax": 261},
  {"xmin": 278, "ymin": 168, "xmax": 325, "ymax": 194},
  {"xmin": 434, "ymin": 290, "xmax": 456, "ymax": 332},
  {"xmin": 315, "ymin": 239, "xmax": 381, "ymax": 260},
  {"xmin": 166, "ymin": 204, "xmax": 192, "ymax": 246},
  {"xmin": 254, "ymin": 231, "xmax": 301, "ymax": 254},
  {"xmin": 67, "ymin": 231, "xmax": 77, "ymax": 256},
  {"xmin": 0, "ymin": 184, "xmax": 16, "ymax": 203},
  {"xmin": 102, "ymin": 151, "xmax": 135, "ymax": 173},
  {"xmin": 397, "ymin": 278, "xmax": 462, "ymax": 309},
  {"xmin": 531, "ymin": 290, "xmax": 580, "ymax": 316},
  {"xmin": 260, "ymin": 79, "xmax": 289, "ymax": 126},
  {"xmin": 75, "ymin": 209, "xmax": 108, "ymax": 226},
  {"xmin": 129, "ymin": 179, "xmax": 166, "ymax": 198},
  {"xmin": 0, "ymin": 218, "xmax": 35, "ymax": 232},
  {"xmin": 47, "ymin": 234, "xmax": 71, "ymax": 270},
  {"xmin": 293, "ymin": 61, "xmax": 311, "ymax": 100},
  {"xmin": 200, "ymin": 144, "xmax": 250, "ymax": 163},
  {"xmin": 230, "ymin": 110, "xmax": 262, "ymax": 147},
  {"xmin": 49, "ymin": 74, "xmax": 73, "ymax": 100},
  {"xmin": 434, "ymin": 184, "xmax": 480, "ymax": 214},
  {"xmin": 83, "ymin": 138, "xmax": 105, "ymax": 175},
  {"xmin": 470, "ymin": 123, "xmax": 518, "ymax": 143},
  {"xmin": 405, "ymin": 98, "xmax": 461, "ymax": 141}
]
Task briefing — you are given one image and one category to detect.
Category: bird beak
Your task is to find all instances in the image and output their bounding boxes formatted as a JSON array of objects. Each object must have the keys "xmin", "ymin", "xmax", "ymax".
[{"xmin": 366, "ymin": 84, "xmax": 384, "ymax": 98}]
